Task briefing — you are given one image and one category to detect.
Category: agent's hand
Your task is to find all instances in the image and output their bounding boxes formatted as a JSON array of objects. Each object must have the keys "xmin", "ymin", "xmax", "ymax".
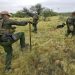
[{"xmin": 27, "ymin": 21, "xmax": 33, "ymax": 24}]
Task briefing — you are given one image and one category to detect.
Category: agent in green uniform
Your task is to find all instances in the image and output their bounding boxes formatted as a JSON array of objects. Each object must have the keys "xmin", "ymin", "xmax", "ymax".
[
  {"xmin": 66, "ymin": 12, "xmax": 75, "ymax": 36},
  {"xmin": 32, "ymin": 13, "xmax": 39, "ymax": 33},
  {"xmin": 25, "ymin": 11, "xmax": 39, "ymax": 33},
  {"xmin": 0, "ymin": 11, "xmax": 32, "ymax": 72}
]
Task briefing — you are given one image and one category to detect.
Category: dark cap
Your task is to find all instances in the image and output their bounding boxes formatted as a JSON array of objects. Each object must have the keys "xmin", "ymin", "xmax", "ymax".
[{"xmin": 72, "ymin": 12, "xmax": 75, "ymax": 16}]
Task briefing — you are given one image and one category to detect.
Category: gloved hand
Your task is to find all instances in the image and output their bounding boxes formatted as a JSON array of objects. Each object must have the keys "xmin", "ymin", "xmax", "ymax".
[{"xmin": 27, "ymin": 21, "xmax": 33, "ymax": 24}]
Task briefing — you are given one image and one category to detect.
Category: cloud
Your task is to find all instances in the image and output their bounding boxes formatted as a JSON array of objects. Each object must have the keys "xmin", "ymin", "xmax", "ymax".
[
  {"xmin": 41, "ymin": 0, "xmax": 75, "ymax": 12},
  {"xmin": 0, "ymin": 0, "xmax": 45, "ymax": 12},
  {"xmin": 0, "ymin": 0, "xmax": 75, "ymax": 12}
]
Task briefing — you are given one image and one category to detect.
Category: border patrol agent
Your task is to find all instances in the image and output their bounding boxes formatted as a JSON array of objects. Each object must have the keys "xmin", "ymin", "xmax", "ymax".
[
  {"xmin": 66, "ymin": 12, "xmax": 75, "ymax": 36},
  {"xmin": 0, "ymin": 11, "xmax": 32, "ymax": 72},
  {"xmin": 56, "ymin": 12, "xmax": 75, "ymax": 37},
  {"xmin": 25, "ymin": 11, "xmax": 39, "ymax": 33},
  {"xmin": 32, "ymin": 13, "xmax": 39, "ymax": 33}
]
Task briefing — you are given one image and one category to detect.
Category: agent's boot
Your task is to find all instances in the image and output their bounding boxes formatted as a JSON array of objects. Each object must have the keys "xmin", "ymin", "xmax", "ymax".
[
  {"xmin": 32, "ymin": 30, "xmax": 37, "ymax": 33},
  {"xmin": 4, "ymin": 66, "xmax": 12, "ymax": 73},
  {"xmin": 21, "ymin": 44, "xmax": 29, "ymax": 52}
]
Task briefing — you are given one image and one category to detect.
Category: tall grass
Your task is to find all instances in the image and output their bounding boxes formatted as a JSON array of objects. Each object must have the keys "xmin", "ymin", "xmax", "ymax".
[{"xmin": 0, "ymin": 16, "xmax": 75, "ymax": 75}]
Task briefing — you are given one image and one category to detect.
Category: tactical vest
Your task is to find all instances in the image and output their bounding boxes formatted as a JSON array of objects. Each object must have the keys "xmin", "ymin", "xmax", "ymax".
[
  {"xmin": 0, "ymin": 19, "xmax": 15, "ymax": 35},
  {"xmin": 66, "ymin": 17, "xmax": 74, "ymax": 31},
  {"xmin": 33, "ymin": 15, "xmax": 39, "ymax": 24}
]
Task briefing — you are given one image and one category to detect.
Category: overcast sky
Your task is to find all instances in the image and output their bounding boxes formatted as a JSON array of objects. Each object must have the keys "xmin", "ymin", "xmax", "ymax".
[{"xmin": 0, "ymin": 0, "xmax": 75, "ymax": 13}]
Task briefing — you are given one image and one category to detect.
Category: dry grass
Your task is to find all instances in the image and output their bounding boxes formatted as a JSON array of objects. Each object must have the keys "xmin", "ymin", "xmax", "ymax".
[{"xmin": 0, "ymin": 16, "xmax": 75, "ymax": 75}]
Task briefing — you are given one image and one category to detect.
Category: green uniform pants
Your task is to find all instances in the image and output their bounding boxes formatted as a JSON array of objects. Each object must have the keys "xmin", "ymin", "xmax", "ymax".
[
  {"xmin": 0, "ymin": 32, "xmax": 25, "ymax": 71},
  {"xmin": 33, "ymin": 23, "xmax": 38, "ymax": 32}
]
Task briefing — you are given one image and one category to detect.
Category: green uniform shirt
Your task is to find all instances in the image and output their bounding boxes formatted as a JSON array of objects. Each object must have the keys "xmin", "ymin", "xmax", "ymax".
[
  {"xmin": 33, "ymin": 14, "xmax": 39, "ymax": 24},
  {"xmin": 2, "ymin": 19, "xmax": 28, "ymax": 29}
]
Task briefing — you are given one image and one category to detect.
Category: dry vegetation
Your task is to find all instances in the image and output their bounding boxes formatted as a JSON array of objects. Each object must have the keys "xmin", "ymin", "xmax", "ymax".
[{"xmin": 0, "ymin": 16, "xmax": 75, "ymax": 75}]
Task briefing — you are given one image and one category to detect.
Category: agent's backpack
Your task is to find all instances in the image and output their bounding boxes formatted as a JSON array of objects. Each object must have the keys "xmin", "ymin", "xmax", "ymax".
[
  {"xmin": 0, "ymin": 19, "xmax": 3, "ymax": 29},
  {"xmin": 0, "ymin": 19, "xmax": 7, "ymax": 35},
  {"xmin": 0, "ymin": 19, "xmax": 4, "ymax": 34}
]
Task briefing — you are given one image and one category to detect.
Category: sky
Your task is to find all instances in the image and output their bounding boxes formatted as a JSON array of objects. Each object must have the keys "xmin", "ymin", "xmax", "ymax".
[{"xmin": 0, "ymin": 0, "xmax": 75, "ymax": 13}]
